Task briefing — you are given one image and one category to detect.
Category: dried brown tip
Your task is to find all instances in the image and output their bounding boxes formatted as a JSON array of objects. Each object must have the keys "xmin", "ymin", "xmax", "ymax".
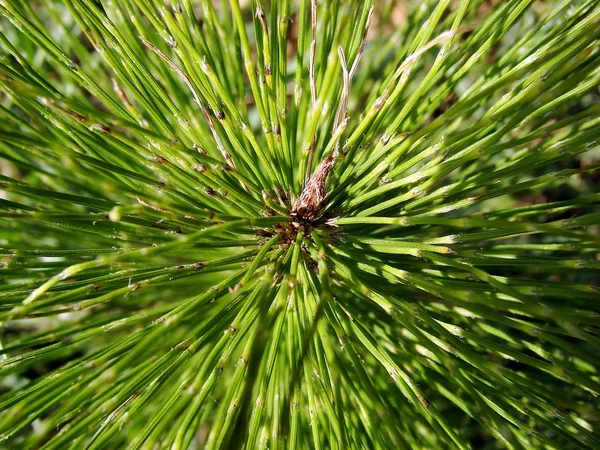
[{"xmin": 291, "ymin": 154, "xmax": 334, "ymax": 222}]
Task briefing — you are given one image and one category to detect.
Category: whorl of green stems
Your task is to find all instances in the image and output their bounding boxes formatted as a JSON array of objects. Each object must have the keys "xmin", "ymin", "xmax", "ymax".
[{"xmin": 0, "ymin": 0, "xmax": 599, "ymax": 448}]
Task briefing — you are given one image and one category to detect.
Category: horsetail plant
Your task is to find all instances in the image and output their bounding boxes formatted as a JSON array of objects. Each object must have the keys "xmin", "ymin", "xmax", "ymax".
[{"xmin": 0, "ymin": 0, "xmax": 599, "ymax": 448}]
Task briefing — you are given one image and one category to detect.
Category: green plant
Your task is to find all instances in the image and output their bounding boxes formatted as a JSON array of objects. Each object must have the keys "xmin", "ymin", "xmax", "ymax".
[{"xmin": 0, "ymin": 0, "xmax": 599, "ymax": 448}]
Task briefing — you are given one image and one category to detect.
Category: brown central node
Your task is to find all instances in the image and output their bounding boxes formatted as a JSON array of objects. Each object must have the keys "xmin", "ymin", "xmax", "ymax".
[
  {"xmin": 256, "ymin": 216, "xmax": 316, "ymax": 246},
  {"xmin": 257, "ymin": 154, "xmax": 336, "ymax": 246}
]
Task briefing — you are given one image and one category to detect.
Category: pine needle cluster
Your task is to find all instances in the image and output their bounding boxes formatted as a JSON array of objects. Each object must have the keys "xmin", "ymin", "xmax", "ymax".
[{"xmin": 1, "ymin": 0, "xmax": 599, "ymax": 448}]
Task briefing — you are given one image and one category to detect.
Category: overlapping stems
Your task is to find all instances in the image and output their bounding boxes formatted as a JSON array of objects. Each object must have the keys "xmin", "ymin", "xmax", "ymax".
[{"xmin": 0, "ymin": 0, "xmax": 599, "ymax": 448}]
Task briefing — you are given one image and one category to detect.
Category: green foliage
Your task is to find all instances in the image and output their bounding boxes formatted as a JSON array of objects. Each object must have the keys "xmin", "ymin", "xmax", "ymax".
[{"xmin": 0, "ymin": 0, "xmax": 599, "ymax": 448}]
